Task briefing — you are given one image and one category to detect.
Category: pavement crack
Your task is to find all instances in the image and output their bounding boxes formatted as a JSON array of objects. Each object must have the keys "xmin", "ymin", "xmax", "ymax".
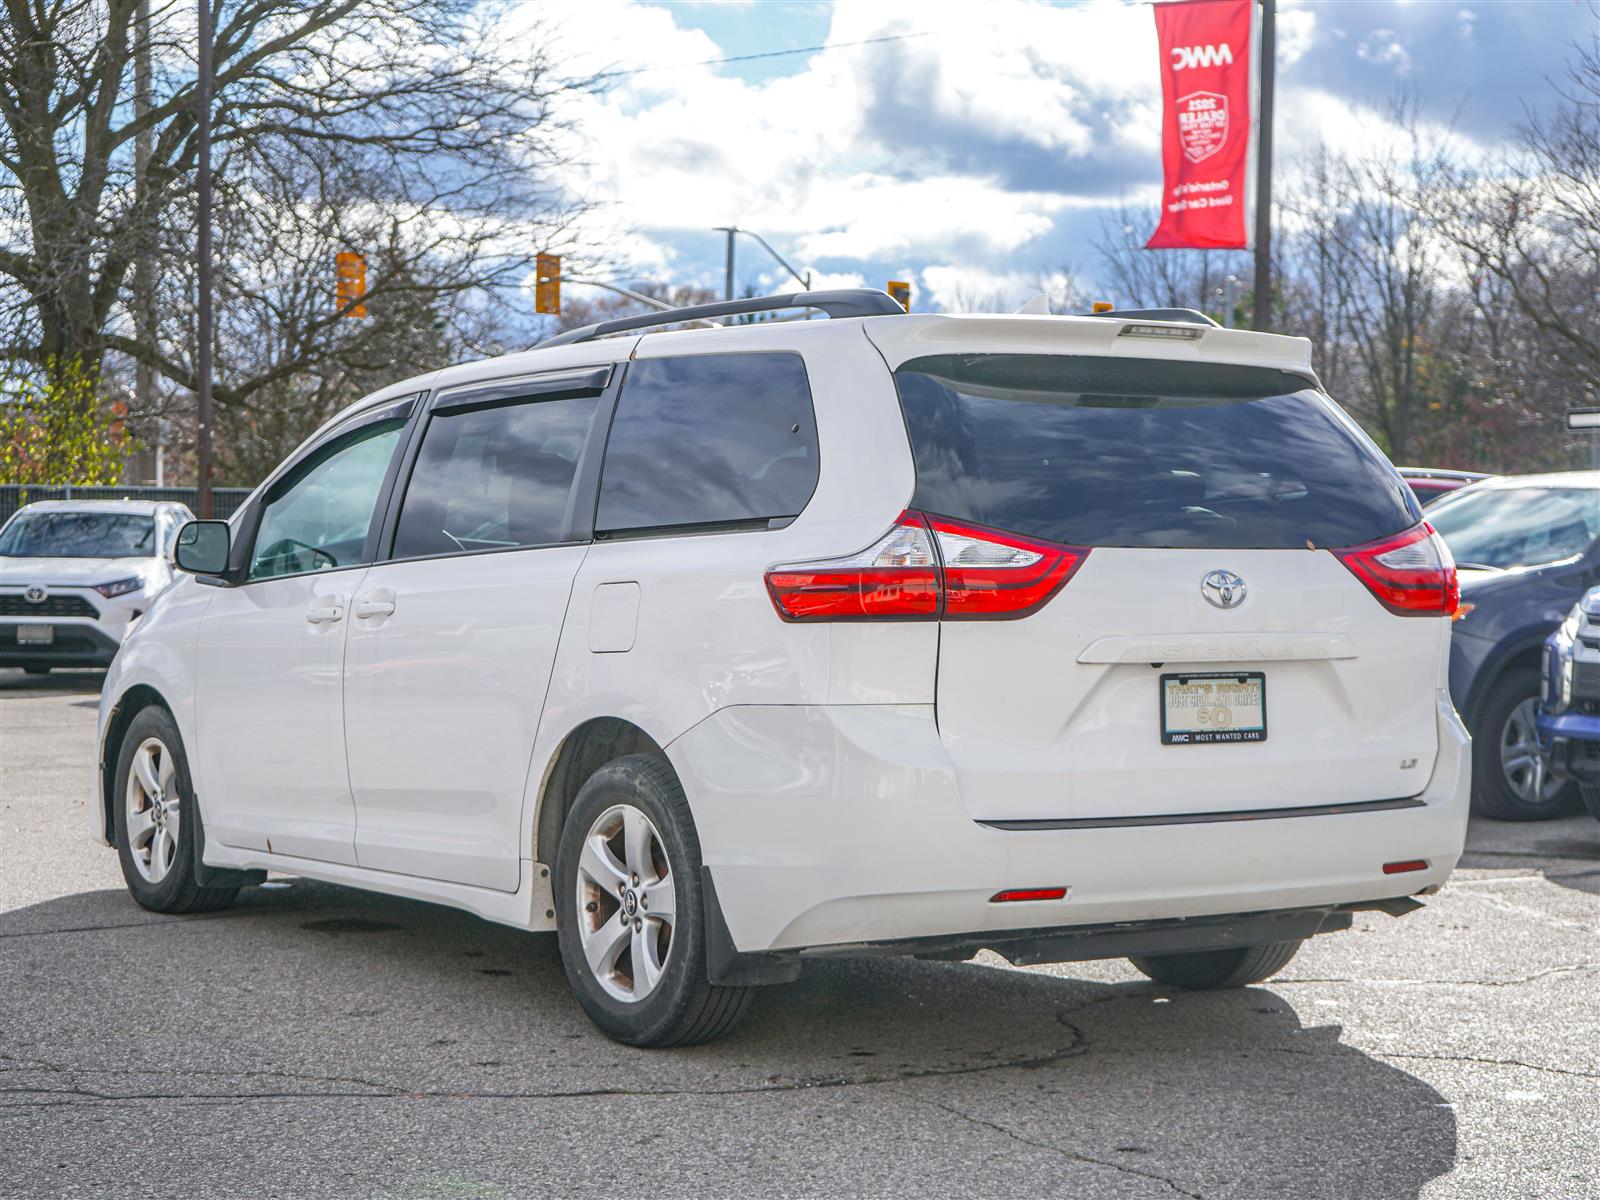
[
  {"xmin": 919, "ymin": 1097, "xmax": 1205, "ymax": 1199},
  {"xmin": 0, "ymin": 1032, "xmax": 1094, "ymax": 1111},
  {"xmin": 1275, "ymin": 962, "xmax": 1600, "ymax": 988},
  {"xmin": 1377, "ymin": 1052, "xmax": 1600, "ymax": 1081}
]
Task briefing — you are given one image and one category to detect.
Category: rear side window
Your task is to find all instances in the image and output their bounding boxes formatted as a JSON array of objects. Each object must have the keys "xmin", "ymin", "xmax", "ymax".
[
  {"xmin": 894, "ymin": 354, "xmax": 1419, "ymax": 550},
  {"xmin": 596, "ymin": 353, "xmax": 819, "ymax": 534},
  {"xmin": 393, "ymin": 394, "xmax": 599, "ymax": 558}
]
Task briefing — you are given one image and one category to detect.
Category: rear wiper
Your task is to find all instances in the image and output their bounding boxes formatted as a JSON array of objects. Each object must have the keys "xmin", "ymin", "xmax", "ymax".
[{"xmin": 1453, "ymin": 561, "xmax": 1504, "ymax": 572}]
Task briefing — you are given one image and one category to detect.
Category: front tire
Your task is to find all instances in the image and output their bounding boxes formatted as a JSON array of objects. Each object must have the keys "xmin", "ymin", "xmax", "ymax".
[
  {"xmin": 1472, "ymin": 667, "xmax": 1574, "ymax": 820},
  {"xmin": 554, "ymin": 754, "xmax": 752, "ymax": 1046},
  {"xmin": 22, "ymin": 666, "xmax": 49, "ymax": 676},
  {"xmin": 1581, "ymin": 786, "xmax": 1600, "ymax": 825},
  {"xmin": 112, "ymin": 706, "xmax": 238, "ymax": 914},
  {"xmin": 1129, "ymin": 939, "xmax": 1304, "ymax": 990}
]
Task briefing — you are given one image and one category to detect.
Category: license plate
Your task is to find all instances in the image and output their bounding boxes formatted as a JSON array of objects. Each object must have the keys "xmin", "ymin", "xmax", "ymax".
[
  {"xmin": 16, "ymin": 624, "xmax": 54, "ymax": 645},
  {"xmin": 1161, "ymin": 671, "xmax": 1266, "ymax": 745}
]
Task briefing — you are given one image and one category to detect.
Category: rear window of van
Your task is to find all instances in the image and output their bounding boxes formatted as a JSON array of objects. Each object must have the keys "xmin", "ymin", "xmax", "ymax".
[{"xmin": 894, "ymin": 354, "xmax": 1419, "ymax": 550}]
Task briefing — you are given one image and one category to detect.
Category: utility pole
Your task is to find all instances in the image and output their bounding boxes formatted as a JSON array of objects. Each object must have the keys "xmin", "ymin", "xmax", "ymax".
[
  {"xmin": 195, "ymin": 0, "xmax": 214, "ymax": 517},
  {"xmin": 713, "ymin": 226, "xmax": 810, "ymax": 304},
  {"xmin": 719, "ymin": 227, "xmax": 736, "ymax": 302},
  {"xmin": 1251, "ymin": 0, "xmax": 1276, "ymax": 332},
  {"xmin": 134, "ymin": 0, "xmax": 160, "ymax": 486}
]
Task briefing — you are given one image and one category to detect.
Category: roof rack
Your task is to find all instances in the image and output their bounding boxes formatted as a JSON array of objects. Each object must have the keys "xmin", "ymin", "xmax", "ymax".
[
  {"xmin": 536, "ymin": 288, "xmax": 906, "ymax": 349},
  {"xmin": 1089, "ymin": 307, "xmax": 1220, "ymax": 328}
]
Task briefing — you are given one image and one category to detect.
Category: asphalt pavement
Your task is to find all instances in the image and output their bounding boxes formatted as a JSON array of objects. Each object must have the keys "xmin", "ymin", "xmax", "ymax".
[{"xmin": 2, "ymin": 667, "xmax": 1597, "ymax": 1199}]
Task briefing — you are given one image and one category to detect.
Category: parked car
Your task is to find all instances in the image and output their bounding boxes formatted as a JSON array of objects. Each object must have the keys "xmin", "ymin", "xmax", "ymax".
[
  {"xmin": 1540, "ymin": 585, "xmax": 1600, "ymax": 822},
  {"xmin": 93, "ymin": 292, "xmax": 1470, "ymax": 1046},
  {"xmin": 1398, "ymin": 467, "xmax": 1494, "ymax": 507},
  {"xmin": 0, "ymin": 499, "xmax": 193, "ymax": 674},
  {"xmin": 1427, "ymin": 472, "xmax": 1600, "ymax": 819}
]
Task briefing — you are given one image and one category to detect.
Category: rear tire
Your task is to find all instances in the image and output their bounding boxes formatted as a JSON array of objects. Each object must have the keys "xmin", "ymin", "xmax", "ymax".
[
  {"xmin": 22, "ymin": 666, "xmax": 49, "ymax": 676},
  {"xmin": 1581, "ymin": 786, "xmax": 1600, "ymax": 825},
  {"xmin": 554, "ymin": 754, "xmax": 753, "ymax": 1046},
  {"xmin": 1472, "ymin": 668, "xmax": 1574, "ymax": 820},
  {"xmin": 112, "ymin": 706, "xmax": 239, "ymax": 915},
  {"xmin": 1129, "ymin": 939, "xmax": 1304, "ymax": 990}
]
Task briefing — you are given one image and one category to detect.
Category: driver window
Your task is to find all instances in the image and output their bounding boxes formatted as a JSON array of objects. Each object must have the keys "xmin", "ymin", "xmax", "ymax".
[{"xmin": 248, "ymin": 419, "xmax": 406, "ymax": 581}]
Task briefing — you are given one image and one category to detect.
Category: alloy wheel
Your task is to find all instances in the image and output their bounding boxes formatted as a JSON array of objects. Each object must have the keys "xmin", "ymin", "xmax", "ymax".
[
  {"xmin": 1499, "ymin": 697, "xmax": 1563, "ymax": 806},
  {"xmin": 574, "ymin": 803, "xmax": 676, "ymax": 1003},
  {"xmin": 125, "ymin": 736, "xmax": 180, "ymax": 883}
]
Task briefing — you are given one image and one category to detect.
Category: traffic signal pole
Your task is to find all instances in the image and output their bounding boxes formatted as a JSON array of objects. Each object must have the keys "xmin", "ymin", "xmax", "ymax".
[
  {"xmin": 195, "ymin": 0, "xmax": 214, "ymax": 517},
  {"xmin": 1251, "ymin": 0, "xmax": 1276, "ymax": 332}
]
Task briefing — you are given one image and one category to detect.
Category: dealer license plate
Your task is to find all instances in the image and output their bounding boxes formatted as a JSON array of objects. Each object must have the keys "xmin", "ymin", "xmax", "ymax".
[
  {"xmin": 16, "ymin": 625, "xmax": 54, "ymax": 645},
  {"xmin": 1160, "ymin": 671, "xmax": 1266, "ymax": 745}
]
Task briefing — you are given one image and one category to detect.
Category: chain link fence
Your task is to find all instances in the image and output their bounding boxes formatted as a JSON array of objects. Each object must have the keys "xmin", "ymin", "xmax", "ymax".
[{"xmin": 0, "ymin": 485, "xmax": 253, "ymax": 526}]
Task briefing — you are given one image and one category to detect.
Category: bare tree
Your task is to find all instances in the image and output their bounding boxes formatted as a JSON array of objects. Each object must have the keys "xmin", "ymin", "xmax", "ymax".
[
  {"xmin": 0, "ymin": 0, "xmax": 594, "ymax": 412},
  {"xmin": 1439, "ymin": 26, "xmax": 1600, "ymax": 399},
  {"xmin": 1093, "ymin": 203, "xmax": 1251, "ymax": 323}
]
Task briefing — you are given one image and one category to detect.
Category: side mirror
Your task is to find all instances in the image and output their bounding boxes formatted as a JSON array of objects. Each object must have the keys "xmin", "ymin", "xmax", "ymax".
[{"xmin": 174, "ymin": 520, "xmax": 231, "ymax": 577}]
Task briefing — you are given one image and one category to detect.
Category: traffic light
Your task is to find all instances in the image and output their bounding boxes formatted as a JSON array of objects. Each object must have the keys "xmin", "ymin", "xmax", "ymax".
[
  {"xmin": 887, "ymin": 280, "xmax": 911, "ymax": 312},
  {"xmin": 536, "ymin": 253, "xmax": 561, "ymax": 315},
  {"xmin": 335, "ymin": 251, "xmax": 367, "ymax": 318}
]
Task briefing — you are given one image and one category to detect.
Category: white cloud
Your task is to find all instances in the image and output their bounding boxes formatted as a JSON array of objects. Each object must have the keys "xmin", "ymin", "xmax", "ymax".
[
  {"xmin": 504, "ymin": 0, "xmax": 1507, "ymax": 310},
  {"xmin": 1357, "ymin": 29, "xmax": 1413, "ymax": 74}
]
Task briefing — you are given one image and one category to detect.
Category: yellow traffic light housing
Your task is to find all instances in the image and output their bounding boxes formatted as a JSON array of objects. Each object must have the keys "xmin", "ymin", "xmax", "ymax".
[
  {"xmin": 887, "ymin": 280, "xmax": 911, "ymax": 313},
  {"xmin": 536, "ymin": 253, "xmax": 561, "ymax": 315},
  {"xmin": 335, "ymin": 251, "xmax": 367, "ymax": 318}
]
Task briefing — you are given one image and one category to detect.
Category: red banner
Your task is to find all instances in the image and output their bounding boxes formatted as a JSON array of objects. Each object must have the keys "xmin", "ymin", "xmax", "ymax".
[{"xmin": 1146, "ymin": 0, "xmax": 1254, "ymax": 249}]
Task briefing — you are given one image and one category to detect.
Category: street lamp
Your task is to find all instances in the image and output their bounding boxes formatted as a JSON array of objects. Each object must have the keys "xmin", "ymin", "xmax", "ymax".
[{"xmin": 712, "ymin": 226, "xmax": 812, "ymax": 302}]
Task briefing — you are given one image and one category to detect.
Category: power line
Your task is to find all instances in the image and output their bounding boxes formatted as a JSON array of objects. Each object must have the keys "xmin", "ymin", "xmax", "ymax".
[{"xmin": 590, "ymin": 28, "xmax": 945, "ymax": 82}]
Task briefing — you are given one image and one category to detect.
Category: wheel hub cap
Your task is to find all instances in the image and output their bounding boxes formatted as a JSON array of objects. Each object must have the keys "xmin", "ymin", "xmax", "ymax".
[
  {"xmin": 574, "ymin": 803, "xmax": 676, "ymax": 1004},
  {"xmin": 125, "ymin": 736, "xmax": 180, "ymax": 884}
]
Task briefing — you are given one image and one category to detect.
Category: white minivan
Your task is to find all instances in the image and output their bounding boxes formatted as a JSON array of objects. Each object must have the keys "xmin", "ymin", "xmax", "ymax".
[{"xmin": 94, "ymin": 291, "xmax": 1470, "ymax": 1045}]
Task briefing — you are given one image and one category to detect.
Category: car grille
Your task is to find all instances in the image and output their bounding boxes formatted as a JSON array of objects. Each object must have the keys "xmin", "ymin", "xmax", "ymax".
[
  {"xmin": 0, "ymin": 594, "xmax": 98, "ymax": 618},
  {"xmin": 1575, "ymin": 659, "xmax": 1600, "ymax": 702}
]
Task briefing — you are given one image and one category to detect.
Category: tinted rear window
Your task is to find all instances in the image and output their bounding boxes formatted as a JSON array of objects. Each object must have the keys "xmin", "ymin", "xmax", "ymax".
[
  {"xmin": 894, "ymin": 354, "xmax": 1418, "ymax": 549},
  {"xmin": 596, "ymin": 353, "xmax": 819, "ymax": 534}
]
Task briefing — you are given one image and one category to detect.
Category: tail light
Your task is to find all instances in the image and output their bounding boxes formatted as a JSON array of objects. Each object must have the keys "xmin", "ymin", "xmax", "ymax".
[
  {"xmin": 766, "ymin": 511, "xmax": 1087, "ymax": 622},
  {"xmin": 1331, "ymin": 522, "xmax": 1459, "ymax": 618},
  {"xmin": 764, "ymin": 513, "xmax": 939, "ymax": 621}
]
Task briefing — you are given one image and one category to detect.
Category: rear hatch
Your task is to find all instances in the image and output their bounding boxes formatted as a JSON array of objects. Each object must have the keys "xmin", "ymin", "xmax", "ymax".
[{"xmin": 890, "ymin": 347, "xmax": 1452, "ymax": 823}]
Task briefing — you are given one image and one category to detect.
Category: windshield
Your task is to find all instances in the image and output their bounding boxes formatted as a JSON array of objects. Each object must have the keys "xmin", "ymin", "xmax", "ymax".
[
  {"xmin": 894, "ymin": 354, "xmax": 1419, "ymax": 549},
  {"xmin": 1429, "ymin": 487, "xmax": 1600, "ymax": 570},
  {"xmin": 0, "ymin": 512, "xmax": 158, "ymax": 558}
]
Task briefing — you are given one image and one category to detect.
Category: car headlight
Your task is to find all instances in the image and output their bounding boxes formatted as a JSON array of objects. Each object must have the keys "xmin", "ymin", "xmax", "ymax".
[
  {"xmin": 1555, "ymin": 603, "xmax": 1583, "ymax": 647},
  {"xmin": 1546, "ymin": 602, "xmax": 1583, "ymax": 712},
  {"xmin": 93, "ymin": 577, "xmax": 145, "ymax": 599}
]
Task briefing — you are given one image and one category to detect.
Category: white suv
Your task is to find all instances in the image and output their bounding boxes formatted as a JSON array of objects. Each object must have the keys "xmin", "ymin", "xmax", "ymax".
[
  {"xmin": 1, "ymin": 499, "xmax": 192, "ymax": 674},
  {"xmin": 93, "ymin": 291, "xmax": 1470, "ymax": 1046}
]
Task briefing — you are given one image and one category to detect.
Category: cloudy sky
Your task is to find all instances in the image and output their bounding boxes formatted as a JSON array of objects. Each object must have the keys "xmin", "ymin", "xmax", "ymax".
[{"xmin": 526, "ymin": 0, "xmax": 1596, "ymax": 314}]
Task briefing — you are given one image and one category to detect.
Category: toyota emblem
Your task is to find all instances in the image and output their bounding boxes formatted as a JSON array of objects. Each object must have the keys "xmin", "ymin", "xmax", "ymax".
[
  {"xmin": 22, "ymin": 585, "xmax": 47, "ymax": 605},
  {"xmin": 1201, "ymin": 570, "xmax": 1246, "ymax": 609}
]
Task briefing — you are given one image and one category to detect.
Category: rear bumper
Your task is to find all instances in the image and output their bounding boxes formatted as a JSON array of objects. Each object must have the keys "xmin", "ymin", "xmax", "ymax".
[
  {"xmin": 669, "ymin": 696, "xmax": 1470, "ymax": 954},
  {"xmin": 0, "ymin": 620, "xmax": 120, "ymax": 668}
]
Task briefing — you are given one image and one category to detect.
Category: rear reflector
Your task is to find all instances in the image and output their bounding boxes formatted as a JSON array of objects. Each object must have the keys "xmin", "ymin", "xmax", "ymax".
[
  {"xmin": 1382, "ymin": 859, "xmax": 1429, "ymax": 875},
  {"xmin": 989, "ymin": 886, "xmax": 1068, "ymax": 903},
  {"xmin": 1331, "ymin": 522, "xmax": 1459, "ymax": 617},
  {"xmin": 767, "ymin": 511, "xmax": 1087, "ymax": 622}
]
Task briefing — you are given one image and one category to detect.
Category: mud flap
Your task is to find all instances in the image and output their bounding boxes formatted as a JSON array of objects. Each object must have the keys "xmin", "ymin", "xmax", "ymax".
[{"xmin": 701, "ymin": 868, "xmax": 800, "ymax": 987}]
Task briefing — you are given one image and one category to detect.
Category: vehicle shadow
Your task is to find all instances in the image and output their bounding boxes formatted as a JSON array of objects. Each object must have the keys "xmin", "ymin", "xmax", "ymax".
[
  {"xmin": 0, "ymin": 666, "xmax": 105, "ymax": 696},
  {"xmin": 1, "ymin": 880, "xmax": 1457, "ymax": 1198},
  {"xmin": 1458, "ymin": 812, "xmax": 1600, "ymax": 896}
]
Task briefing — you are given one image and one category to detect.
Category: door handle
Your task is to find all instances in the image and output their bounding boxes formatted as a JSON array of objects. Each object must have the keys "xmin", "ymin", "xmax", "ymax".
[
  {"xmin": 306, "ymin": 603, "xmax": 344, "ymax": 624},
  {"xmin": 353, "ymin": 597, "xmax": 396, "ymax": 620}
]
